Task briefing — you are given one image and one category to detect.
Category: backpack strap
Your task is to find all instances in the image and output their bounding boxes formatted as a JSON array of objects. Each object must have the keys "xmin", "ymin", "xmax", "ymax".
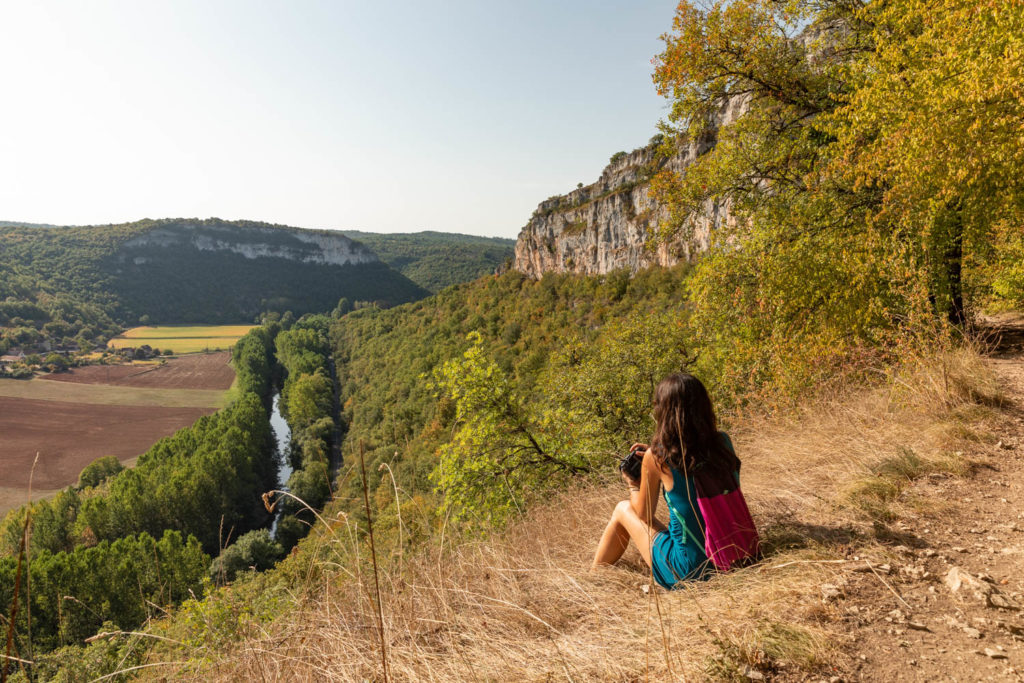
[{"xmin": 665, "ymin": 496, "xmax": 705, "ymax": 548}]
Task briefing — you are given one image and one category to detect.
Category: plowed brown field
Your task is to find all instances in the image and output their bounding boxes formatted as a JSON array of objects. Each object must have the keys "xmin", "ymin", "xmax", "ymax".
[
  {"xmin": 39, "ymin": 351, "xmax": 235, "ymax": 390},
  {"xmin": 0, "ymin": 397, "xmax": 214, "ymax": 503},
  {"xmin": 0, "ymin": 352, "xmax": 234, "ymax": 515}
]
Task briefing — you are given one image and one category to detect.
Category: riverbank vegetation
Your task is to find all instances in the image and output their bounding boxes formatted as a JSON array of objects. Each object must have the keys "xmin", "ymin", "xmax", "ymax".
[
  {"xmin": 271, "ymin": 315, "xmax": 338, "ymax": 550},
  {"xmin": 0, "ymin": 327, "xmax": 279, "ymax": 667}
]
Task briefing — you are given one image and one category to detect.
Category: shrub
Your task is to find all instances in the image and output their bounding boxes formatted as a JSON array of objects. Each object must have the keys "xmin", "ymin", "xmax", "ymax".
[
  {"xmin": 77, "ymin": 456, "xmax": 124, "ymax": 489},
  {"xmin": 209, "ymin": 529, "xmax": 285, "ymax": 583}
]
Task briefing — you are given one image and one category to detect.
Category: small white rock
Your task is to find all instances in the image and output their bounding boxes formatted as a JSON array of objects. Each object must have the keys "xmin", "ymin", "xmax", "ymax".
[
  {"xmin": 822, "ymin": 583, "xmax": 844, "ymax": 602},
  {"xmin": 739, "ymin": 665, "xmax": 765, "ymax": 681}
]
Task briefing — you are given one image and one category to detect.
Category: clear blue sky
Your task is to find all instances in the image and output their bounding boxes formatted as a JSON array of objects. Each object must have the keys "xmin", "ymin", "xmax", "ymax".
[{"xmin": 0, "ymin": 1, "xmax": 677, "ymax": 239}]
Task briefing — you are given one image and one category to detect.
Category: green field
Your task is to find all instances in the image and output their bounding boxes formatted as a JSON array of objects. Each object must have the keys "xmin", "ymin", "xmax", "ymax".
[
  {"xmin": 108, "ymin": 324, "xmax": 256, "ymax": 353},
  {"xmin": 0, "ymin": 377, "xmax": 227, "ymax": 408}
]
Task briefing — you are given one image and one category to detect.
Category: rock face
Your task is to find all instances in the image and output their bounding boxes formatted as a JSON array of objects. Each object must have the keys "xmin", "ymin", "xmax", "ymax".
[
  {"xmin": 511, "ymin": 97, "xmax": 748, "ymax": 278},
  {"xmin": 102, "ymin": 218, "xmax": 427, "ymax": 323},
  {"xmin": 120, "ymin": 220, "xmax": 378, "ymax": 267}
]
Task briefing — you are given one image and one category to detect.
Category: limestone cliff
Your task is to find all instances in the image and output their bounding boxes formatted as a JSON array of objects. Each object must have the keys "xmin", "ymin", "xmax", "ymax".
[
  {"xmin": 119, "ymin": 220, "xmax": 378, "ymax": 267},
  {"xmin": 513, "ymin": 95, "xmax": 746, "ymax": 278},
  {"xmin": 101, "ymin": 218, "xmax": 426, "ymax": 322}
]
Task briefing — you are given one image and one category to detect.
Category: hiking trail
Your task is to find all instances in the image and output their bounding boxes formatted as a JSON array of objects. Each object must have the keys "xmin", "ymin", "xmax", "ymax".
[{"xmin": 828, "ymin": 315, "xmax": 1024, "ymax": 682}]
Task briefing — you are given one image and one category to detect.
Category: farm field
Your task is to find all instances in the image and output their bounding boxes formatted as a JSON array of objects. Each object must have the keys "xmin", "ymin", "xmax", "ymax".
[
  {"xmin": 108, "ymin": 324, "xmax": 256, "ymax": 354},
  {"xmin": 0, "ymin": 377, "xmax": 227, "ymax": 408},
  {"xmin": 41, "ymin": 351, "xmax": 236, "ymax": 390},
  {"xmin": 0, "ymin": 351, "xmax": 235, "ymax": 515},
  {"xmin": 0, "ymin": 486, "xmax": 62, "ymax": 521},
  {"xmin": 0, "ymin": 397, "xmax": 214, "ymax": 510}
]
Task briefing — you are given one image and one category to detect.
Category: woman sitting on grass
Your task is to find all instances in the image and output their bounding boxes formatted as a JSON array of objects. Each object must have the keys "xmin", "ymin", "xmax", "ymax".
[{"xmin": 592, "ymin": 372, "xmax": 757, "ymax": 588}]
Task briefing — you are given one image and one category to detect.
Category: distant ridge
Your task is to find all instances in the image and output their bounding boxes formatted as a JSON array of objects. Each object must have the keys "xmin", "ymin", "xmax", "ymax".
[
  {"xmin": 0, "ymin": 220, "xmax": 64, "ymax": 229},
  {"xmin": 0, "ymin": 217, "xmax": 428, "ymax": 326},
  {"xmin": 341, "ymin": 230, "xmax": 514, "ymax": 292}
]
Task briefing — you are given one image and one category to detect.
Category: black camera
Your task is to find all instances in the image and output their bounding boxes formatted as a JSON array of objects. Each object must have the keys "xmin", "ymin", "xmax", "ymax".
[{"xmin": 618, "ymin": 445, "xmax": 645, "ymax": 483}]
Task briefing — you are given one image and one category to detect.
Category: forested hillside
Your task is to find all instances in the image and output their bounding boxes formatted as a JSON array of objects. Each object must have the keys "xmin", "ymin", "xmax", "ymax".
[
  {"xmin": 341, "ymin": 230, "xmax": 514, "ymax": 292},
  {"xmin": 328, "ymin": 266, "xmax": 691, "ymax": 532},
  {"xmin": 0, "ymin": 219, "xmax": 427, "ymax": 354},
  {"xmin": 0, "ymin": 221, "xmax": 62, "ymax": 229}
]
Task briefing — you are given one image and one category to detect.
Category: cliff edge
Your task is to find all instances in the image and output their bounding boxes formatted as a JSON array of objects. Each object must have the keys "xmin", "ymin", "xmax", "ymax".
[{"xmin": 511, "ymin": 96, "xmax": 748, "ymax": 278}]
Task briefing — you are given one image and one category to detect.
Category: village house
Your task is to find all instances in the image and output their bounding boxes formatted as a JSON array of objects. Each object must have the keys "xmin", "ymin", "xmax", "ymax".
[{"xmin": 0, "ymin": 348, "xmax": 26, "ymax": 365}]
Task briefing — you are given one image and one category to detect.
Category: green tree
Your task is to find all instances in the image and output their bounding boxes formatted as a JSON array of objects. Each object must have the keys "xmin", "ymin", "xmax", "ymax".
[
  {"xmin": 647, "ymin": 0, "xmax": 946, "ymax": 400},
  {"xmin": 77, "ymin": 455, "xmax": 124, "ymax": 489},
  {"xmin": 823, "ymin": 0, "xmax": 1024, "ymax": 321},
  {"xmin": 284, "ymin": 461, "xmax": 331, "ymax": 514},
  {"xmin": 0, "ymin": 530, "xmax": 207, "ymax": 654},
  {"xmin": 333, "ymin": 297, "xmax": 352, "ymax": 317},
  {"xmin": 651, "ymin": 0, "xmax": 1024, "ymax": 391},
  {"xmin": 430, "ymin": 333, "xmax": 588, "ymax": 526},
  {"xmin": 541, "ymin": 310, "xmax": 692, "ymax": 463},
  {"xmin": 282, "ymin": 369, "xmax": 333, "ymax": 434},
  {"xmin": 209, "ymin": 529, "xmax": 284, "ymax": 583},
  {"xmin": 43, "ymin": 352, "xmax": 68, "ymax": 371},
  {"xmin": 0, "ymin": 489, "xmax": 81, "ymax": 556}
]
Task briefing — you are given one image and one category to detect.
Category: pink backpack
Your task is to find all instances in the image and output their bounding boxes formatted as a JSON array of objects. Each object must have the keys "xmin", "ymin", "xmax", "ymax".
[{"xmin": 692, "ymin": 465, "xmax": 761, "ymax": 571}]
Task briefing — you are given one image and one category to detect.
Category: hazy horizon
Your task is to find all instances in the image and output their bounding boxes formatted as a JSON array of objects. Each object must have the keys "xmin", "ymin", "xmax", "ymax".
[
  {"xmin": 1, "ymin": 1, "xmax": 675, "ymax": 239},
  {"xmin": 0, "ymin": 217, "xmax": 520, "ymax": 240}
]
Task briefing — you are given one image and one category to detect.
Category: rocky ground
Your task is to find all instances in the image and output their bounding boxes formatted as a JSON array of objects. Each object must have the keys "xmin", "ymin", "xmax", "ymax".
[{"xmin": 826, "ymin": 318, "xmax": 1024, "ymax": 682}]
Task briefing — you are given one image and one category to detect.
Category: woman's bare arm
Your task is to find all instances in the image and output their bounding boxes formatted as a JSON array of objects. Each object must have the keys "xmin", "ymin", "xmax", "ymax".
[{"xmin": 629, "ymin": 448, "xmax": 662, "ymax": 524}]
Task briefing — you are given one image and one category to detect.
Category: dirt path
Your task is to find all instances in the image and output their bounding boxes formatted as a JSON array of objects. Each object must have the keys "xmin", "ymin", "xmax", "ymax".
[{"xmin": 832, "ymin": 321, "xmax": 1024, "ymax": 682}]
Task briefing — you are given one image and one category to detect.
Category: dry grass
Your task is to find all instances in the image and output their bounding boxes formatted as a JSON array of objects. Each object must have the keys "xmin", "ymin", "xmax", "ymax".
[{"xmin": 141, "ymin": 348, "xmax": 1005, "ymax": 681}]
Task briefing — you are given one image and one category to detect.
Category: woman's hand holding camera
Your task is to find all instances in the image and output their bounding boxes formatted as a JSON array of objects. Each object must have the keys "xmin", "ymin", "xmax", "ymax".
[{"xmin": 619, "ymin": 443, "xmax": 648, "ymax": 490}]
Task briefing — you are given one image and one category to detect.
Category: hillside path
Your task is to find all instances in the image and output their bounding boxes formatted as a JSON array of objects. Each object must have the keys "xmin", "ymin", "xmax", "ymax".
[{"xmin": 834, "ymin": 317, "xmax": 1024, "ymax": 682}]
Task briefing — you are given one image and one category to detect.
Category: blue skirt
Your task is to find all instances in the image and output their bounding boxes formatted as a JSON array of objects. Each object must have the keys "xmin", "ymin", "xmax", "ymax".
[{"xmin": 651, "ymin": 530, "xmax": 711, "ymax": 589}]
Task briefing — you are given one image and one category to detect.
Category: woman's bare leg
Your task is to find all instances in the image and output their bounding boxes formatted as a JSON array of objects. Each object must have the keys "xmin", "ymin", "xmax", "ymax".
[
  {"xmin": 593, "ymin": 513, "xmax": 631, "ymax": 566},
  {"xmin": 592, "ymin": 499, "xmax": 666, "ymax": 568}
]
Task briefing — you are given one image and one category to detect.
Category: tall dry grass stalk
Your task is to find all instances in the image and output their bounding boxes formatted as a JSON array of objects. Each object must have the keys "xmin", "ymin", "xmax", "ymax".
[
  {"xmin": 359, "ymin": 439, "xmax": 390, "ymax": 682},
  {"xmin": 1, "ymin": 523, "xmax": 28, "ymax": 683},
  {"xmin": 142, "ymin": 349, "xmax": 1005, "ymax": 681},
  {"xmin": 2, "ymin": 453, "xmax": 38, "ymax": 683}
]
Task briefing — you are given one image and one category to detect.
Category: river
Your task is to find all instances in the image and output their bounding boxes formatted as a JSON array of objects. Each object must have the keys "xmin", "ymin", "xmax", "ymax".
[{"xmin": 268, "ymin": 391, "xmax": 292, "ymax": 536}]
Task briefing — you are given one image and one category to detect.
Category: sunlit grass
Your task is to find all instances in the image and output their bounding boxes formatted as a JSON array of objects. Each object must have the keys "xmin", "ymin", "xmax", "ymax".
[
  {"xmin": 134, "ymin": 348, "xmax": 1005, "ymax": 681},
  {"xmin": 120, "ymin": 325, "xmax": 257, "ymax": 339},
  {"xmin": 109, "ymin": 325, "xmax": 256, "ymax": 354}
]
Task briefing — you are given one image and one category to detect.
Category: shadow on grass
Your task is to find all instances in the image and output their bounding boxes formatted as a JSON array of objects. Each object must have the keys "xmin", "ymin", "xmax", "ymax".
[{"xmin": 758, "ymin": 519, "xmax": 864, "ymax": 556}]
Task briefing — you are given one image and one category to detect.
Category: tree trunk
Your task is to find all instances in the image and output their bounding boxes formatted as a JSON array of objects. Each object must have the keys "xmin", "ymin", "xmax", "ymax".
[{"xmin": 945, "ymin": 207, "xmax": 966, "ymax": 328}]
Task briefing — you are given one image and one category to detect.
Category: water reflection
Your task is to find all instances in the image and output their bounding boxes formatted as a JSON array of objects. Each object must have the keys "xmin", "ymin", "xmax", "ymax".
[{"xmin": 268, "ymin": 391, "xmax": 292, "ymax": 536}]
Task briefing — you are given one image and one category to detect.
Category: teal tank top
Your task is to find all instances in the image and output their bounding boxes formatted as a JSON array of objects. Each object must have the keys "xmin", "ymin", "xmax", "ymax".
[{"xmin": 651, "ymin": 432, "xmax": 737, "ymax": 587}]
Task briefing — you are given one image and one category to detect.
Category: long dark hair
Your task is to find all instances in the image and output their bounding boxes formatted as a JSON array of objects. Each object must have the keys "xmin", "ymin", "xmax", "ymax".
[{"xmin": 651, "ymin": 372, "xmax": 737, "ymax": 473}]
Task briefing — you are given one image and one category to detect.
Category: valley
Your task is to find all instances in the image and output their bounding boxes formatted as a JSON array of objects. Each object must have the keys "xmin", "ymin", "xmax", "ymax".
[{"xmin": 2, "ymin": 1, "xmax": 1022, "ymax": 679}]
